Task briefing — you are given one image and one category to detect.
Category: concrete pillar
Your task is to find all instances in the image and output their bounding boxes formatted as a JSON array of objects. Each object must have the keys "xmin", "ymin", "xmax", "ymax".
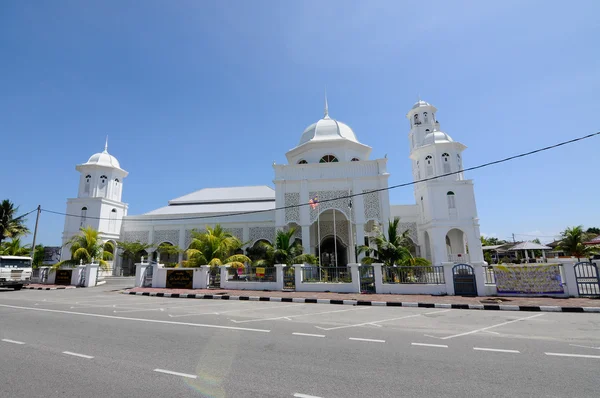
[
  {"xmin": 372, "ymin": 263, "xmax": 383, "ymax": 293},
  {"xmin": 135, "ymin": 262, "xmax": 150, "ymax": 287},
  {"xmin": 561, "ymin": 263, "xmax": 579, "ymax": 297},
  {"xmin": 355, "ymin": 223, "xmax": 365, "ymax": 261},
  {"xmin": 84, "ymin": 264, "xmax": 99, "ymax": 287},
  {"xmin": 442, "ymin": 262, "xmax": 455, "ymax": 295},
  {"xmin": 193, "ymin": 265, "xmax": 210, "ymax": 289},
  {"xmin": 470, "ymin": 262, "xmax": 487, "ymax": 296},
  {"xmin": 219, "ymin": 265, "xmax": 229, "ymax": 289},
  {"xmin": 431, "ymin": 228, "xmax": 449, "ymax": 265},
  {"xmin": 274, "ymin": 264, "xmax": 286, "ymax": 290},
  {"xmin": 348, "ymin": 263, "xmax": 361, "ymax": 293},
  {"xmin": 293, "ymin": 264, "xmax": 304, "ymax": 287},
  {"xmin": 301, "ymin": 225, "xmax": 311, "ymax": 255}
]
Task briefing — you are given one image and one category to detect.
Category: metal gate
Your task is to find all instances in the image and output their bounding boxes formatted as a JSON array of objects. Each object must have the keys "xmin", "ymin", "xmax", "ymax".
[
  {"xmin": 208, "ymin": 268, "xmax": 221, "ymax": 289},
  {"xmin": 453, "ymin": 264, "xmax": 477, "ymax": 296},
  {"xmin": 142, "ymin": 265, "xmax": 153, "ymax": 287},
  {"xmin": 359, "ymin": 265, "xmax": 376, "ymax": 293},
  {"xmin": 574, "ymin": 262, "xmax": 600, "ymax": 297},
  {"xmin": 283, "ymin": 268, "xmax": 295, "ymax": 290}
]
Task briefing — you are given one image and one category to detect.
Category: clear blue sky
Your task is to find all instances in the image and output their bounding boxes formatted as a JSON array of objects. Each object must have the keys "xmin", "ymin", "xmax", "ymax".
[{"xmin": 1, "ymin": 0, "xmax": 599, "ymax": 246}]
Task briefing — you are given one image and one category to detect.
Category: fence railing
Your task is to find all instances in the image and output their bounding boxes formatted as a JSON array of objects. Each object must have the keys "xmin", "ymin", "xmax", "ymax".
[
  {"xmin": 382, "ymin": 266, "xmax": 445, "ymax": 284},
  {"xmin": 227, "ymin": 266, "xmax": 276, "ymax": 282},
  {"xmin": 484, "ymin": 267, "xmax": 496, "ymax": 285},
  {"xmin": 301, "ymin": 266, "xmax": 352, "ymax": 283}
]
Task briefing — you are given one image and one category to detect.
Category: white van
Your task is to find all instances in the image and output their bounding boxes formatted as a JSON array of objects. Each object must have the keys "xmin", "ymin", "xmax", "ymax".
[{"xmin": 0, "ymin": 255, "xmax": 32, "ymax": 290}]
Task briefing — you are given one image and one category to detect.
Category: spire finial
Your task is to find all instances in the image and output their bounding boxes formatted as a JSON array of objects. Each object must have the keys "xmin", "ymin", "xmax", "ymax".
[
  {"xmin": 104, "ymin": 136, "xmax": 108, "ymax": 152},
  {"xmin": 324, "ymin": 89, "xmax": 329, "ymax": 118}
]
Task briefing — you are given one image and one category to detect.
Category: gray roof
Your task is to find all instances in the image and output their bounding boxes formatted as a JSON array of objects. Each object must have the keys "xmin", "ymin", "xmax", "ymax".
[
  {"xmin": 507, "ymin": 241, "xmax": 552, "ymax": 251},
  {"xmin": 169, "ymin": 185, "xmax": 275, "ymax": 205},
  {"xmin": 144, "ymin": 201, "xmax": 275, "ymax": 216}
]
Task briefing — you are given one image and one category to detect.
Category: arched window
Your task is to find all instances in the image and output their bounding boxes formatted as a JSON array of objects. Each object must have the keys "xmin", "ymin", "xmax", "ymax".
[
  {"xmin": 80, "ymin": 207, "xmax": 88, "ymax": 228},
  {"xmin": 114, "ymin": 179, "xmax": 120, "ymax": 199},
  {"xmin": 297, "ymin": 159, "xmax": 308, "ymax": 164},
  {"xmin": 414, "ymin": 114, "xmax": 420, "ymax": 125},
  {"xmin": 424, "ymin": 112, "xmax": 428, "ymax": 123},
  {"xmin": 425, "ymin": 129, "xmax": 430, "ymax": 132},
  {"xmin": 425, "ymin": 155, "xmax": 433, "ymax": 176},
  {"xmin": 319, "ymin": 155, "xmax": 338, "ymax": 163},
  {"xmin": 98, "ymin": 175, "xmax": 107, "ymax": 197},
  {"xmin": 442, "ymin": 153, "xmax": 451, "ymax": 173},
  {"xmin": 84, "ymin": 175, "xmax": 91, "ymax": 194},
  {"xmin": 109, "ymin": 209, "xmax": 117, "ymax": 232},
  {"xmin": 351, "ymin": 158, "xmax": 360, "ymax": 162},
  {"xmin": 420, "ymin": 197, "xmax": 425, "ymax": 221},
  {"xmin": 447, "ymin": 191, "xmax": 456, "ymax": 209}
]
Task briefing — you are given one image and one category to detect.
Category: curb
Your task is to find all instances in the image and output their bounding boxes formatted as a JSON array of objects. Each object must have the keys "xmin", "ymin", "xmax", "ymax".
[
  {"xmin": 122, "ymin": 291, "xmax": 600, "ymax": 313},
  {"xmin": 23, "ymin": 286, "xmax": 76, "ymax": 290}
]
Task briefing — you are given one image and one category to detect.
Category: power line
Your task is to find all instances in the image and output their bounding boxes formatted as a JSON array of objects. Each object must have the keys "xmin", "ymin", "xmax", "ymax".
[
  {"xmin": 12, "ymin": 208, "xmax": 38, "ymax": 222},
  {"xmin": 40, "ymin": 130, "xmax": 600, "ymax": 223}
]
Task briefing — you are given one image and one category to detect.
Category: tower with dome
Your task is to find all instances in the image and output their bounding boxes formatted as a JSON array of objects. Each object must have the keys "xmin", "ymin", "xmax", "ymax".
[
  {"xmin": 60, "ymin": 139, "xmax": 128, "ymax": 261},
  {"xmin": 61, "ymin": 99, "xmax": 484, "ymax": 275}
]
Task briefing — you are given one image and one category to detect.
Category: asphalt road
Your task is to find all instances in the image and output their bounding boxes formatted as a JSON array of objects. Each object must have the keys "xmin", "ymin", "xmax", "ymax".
[{"xmin": 1, "ymin": 278, "xmax": 599, "ymax": 398}]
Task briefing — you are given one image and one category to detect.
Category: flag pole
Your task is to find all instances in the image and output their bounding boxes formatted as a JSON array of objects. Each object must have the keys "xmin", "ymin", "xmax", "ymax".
[
  {"xmin": 317, "ymin": 211, "xmax": 321, "ymax": 267},
  {"xmin": 333, "ymin": 208, "xmax": 338, "ymax": 267}
]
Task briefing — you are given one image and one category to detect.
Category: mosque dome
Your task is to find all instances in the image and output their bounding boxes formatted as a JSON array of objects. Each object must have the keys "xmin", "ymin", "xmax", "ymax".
[
  {"xmin": 81, "ymin": 139, "xmax": 121, "ymax": 168},
  {"xmin": 423, "ymin": 130, "xmax": 453, "ymax": 145},
  {"xmin": 298, "ymin": 116, "xmax": 359, "ymax": 146}
]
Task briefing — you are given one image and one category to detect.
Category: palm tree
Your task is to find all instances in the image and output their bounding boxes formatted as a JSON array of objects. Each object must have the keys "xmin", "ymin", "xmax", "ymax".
[
  {"xmin": 117, "ymin": 240, "xmax": 153, "ymax": 275},
  {"xmin": 0, "ymin": 237, "xmax": 30, "ymax": 256},
  {"xmin": 53, "ymin": 226, "xmax": 109, "ymax": 271},
  {"xmin": 358, "ymin": 217, "xmax": 430, "ymax": 267},
  {"xmin": 557, "ymin": 225, "xmax": 598, "ymax": 261},
  {"xmin": 185, "ymin": 225, "xmax": 250, "ymax": 269},
  {"xmin": 0, "ymin": 199, "xmax": 30, "ymax": 244},
  {"xmin": 254, "ymin": 227, "xmax": 317, "ymax": 267}
]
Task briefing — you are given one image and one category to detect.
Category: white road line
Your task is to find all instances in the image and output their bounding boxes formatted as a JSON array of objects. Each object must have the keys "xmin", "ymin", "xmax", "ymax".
[
  {"xmin": 154, "ymin": 368, "xmax": 198, "ymax": 379},
  {"xmin": 292, "ymin": 333, "xmax": 325, "ymax": 338},
  {"xmin": 545, "ymin": 352, "xmax": 600, "ymax": 359},
  {"xmin": 231, "ymin": 307, "xmax": 369, "ymax": 324},
  {"xmin": 294, "ymin": 393, "xmax": 323, "ymax": 398},
  {"xmin": 569, "ymin": 344, "xmax": 600, "ymax": 350},
  {"xmin": 169, "ymin": 303, "xmax": 302, "ymax": 318},
  {"xmin": 473, "ymin": 347, "xmax": 520, "ymax": 353},
  {"xmin": 316, "ymin": 309, "xmax": 451, "ymax": 331},
  {"xmin": 1, "ymin": 339, "xmax": 26, "ymax": 345},
  {"xmin": 349, "ymin": 337, "xmax": 385, "ymax": 343},
  {"xmin": 0, "ymin": 304, "xmax": 270, "ymax": 333},
  {"xmin": 440, "ymin": 313, "xmax": 545, "ymax": 340},
  {"xmin": 62, "ymin": 351, "xmax": 94, "ymax": 359},
  {"xmin": 411, "ymin": 343, "xmax": 448, "ymax": 348}
]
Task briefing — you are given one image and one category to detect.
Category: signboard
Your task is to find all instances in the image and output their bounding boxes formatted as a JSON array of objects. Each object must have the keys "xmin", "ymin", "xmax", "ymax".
[
  {"xmin": 42, "ymin": 247, "xmax": 61, "ymax": 265},
  {"xmin": 494, "ymin": 265, "xmax": 564, "ymax": 295},
  {"xmin": 166, "ymin": 269, "xmax": 193, "ymax": 289},
  {"xmin": 256, "ymin": 267, "xmax": 265, "ymax": 278},
  {"xmin": 55, "ymin": 269, "xmax": 73, "ymax": 285}
]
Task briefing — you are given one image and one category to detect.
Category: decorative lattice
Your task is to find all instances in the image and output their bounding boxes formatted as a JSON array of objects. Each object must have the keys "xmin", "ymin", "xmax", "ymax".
[
  {"xmin": 309, "ymin": 190, "xmax": 352, "ymax": 223},
  {"xmin": 184, "ymin": 229, "xmax": 196, "ymax": 248},
  {"xmin": 153, "ymin": 229, "xmax": 179, "ymax": 246},
  {"xmin": 249, "ymin": 226, "xmax": 276, "ymax": 245},
  {"xmin": 284, "ymin": 192, "xmax": 300, "ymax": 224},
  {"xmin": 363, "ymin": 190, "xmax": 381, "ymax": 222},
  {"xmin": 122, "ymin": 230, "xmax": 150, "ymax": 244},
  {"xmin": 318, "ymin": 220, "xmax": 349, "ymax": 246},
  {"xmin": 398, "ymin": 222, "xmax": 418, "ymax": 244},
  {"xmin": 223, "ymin": 227, "xmax": 244, "ymax": 241}
]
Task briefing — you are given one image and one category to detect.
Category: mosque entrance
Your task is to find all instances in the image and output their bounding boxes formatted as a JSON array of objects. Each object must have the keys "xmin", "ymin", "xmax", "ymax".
[{"xmin": 318, "ymin": 237, "xmax": 348, "ymax": 267}]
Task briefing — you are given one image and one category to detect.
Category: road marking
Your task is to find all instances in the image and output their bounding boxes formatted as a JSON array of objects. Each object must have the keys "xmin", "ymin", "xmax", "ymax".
[
  {"xmin": 168, "ymin": 303, "xmax": 302, "ymax": 318},
  {"xmin": 1, "ymin": 339, "xmax": 26, "ymax": 345},
  {"xmin": 473, "ymin": 347, "xmax": 520, "ymax": 353},
  {"xmin": 545, "ymin": 352, "xmax": 600, "ymax": 359},
  {"xmin": 0, "ymin": 304, "xmax": 270, "ymax": 333},
  {"xmin": 411, "ymin": 343, "xmax": 448, "ymax": 348},
  {"xmin": 440, "ymin": 313, "xmax": 545, "ymax": 340},
  {"xmin": 62, "ymin": 351, "xmax": 94, "ymax": 359},
  {"xmin": 294, "ymin": 393, "xmax": 323, "ymax": 398},
  {"xmin": 154, "ymin": 368, "xmax": 198, "ymax": 379},
  {"xmin": 349, "ymin": 337, "xmax": 385, "ymax": 343},
  {"xmin": 231, "ymin": 307, "xmax": 368, "ymax": 324},
  {"xmin": 569, "ymin": 344, "xmax": 600, "ymax": 350},
  {"xmin": 293, "ymin": 333, "xmax": 325, "ymax": 338},
  {"xmin": 316, "ymin": 309, "xmax": 451, "ymax": 331}
]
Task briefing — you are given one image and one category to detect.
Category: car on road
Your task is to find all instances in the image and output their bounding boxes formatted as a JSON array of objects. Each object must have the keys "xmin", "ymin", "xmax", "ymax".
[{"xmin": 0, "ymin": 255, "xmax": 33, "ymax": 290}]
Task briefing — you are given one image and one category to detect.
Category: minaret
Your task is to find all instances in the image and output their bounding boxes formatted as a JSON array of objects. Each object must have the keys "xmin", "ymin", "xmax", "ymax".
[
  {"xmin": 60, "ymin": 139, "xmax": 129, "ymax": 262},
  {"xmin": 407, "ymin": 100, "xmax": 484, "ymax": 266}
]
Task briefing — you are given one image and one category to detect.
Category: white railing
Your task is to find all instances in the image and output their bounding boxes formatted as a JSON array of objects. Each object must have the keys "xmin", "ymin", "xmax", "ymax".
[{"xmin": 448, "ymin": 253, "xmax": 470, "ymax": 263}]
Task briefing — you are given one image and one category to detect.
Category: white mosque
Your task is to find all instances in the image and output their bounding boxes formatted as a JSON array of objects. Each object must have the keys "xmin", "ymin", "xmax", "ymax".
[{"xmin": 61, "ymin": 99, "xmax": 485, "ymax": 274}]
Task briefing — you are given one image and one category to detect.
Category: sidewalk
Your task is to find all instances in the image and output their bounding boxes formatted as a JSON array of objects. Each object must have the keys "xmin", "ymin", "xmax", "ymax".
[
  {"xmin": 24, "ymin": 284, "xmax": 76, "ymax": 290},
  {"xmin": 124, "ymin": 287, "xmax": 600, "ymax": 313}
]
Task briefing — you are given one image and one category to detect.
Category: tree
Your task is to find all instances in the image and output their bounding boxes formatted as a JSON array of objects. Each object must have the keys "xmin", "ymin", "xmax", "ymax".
[
  {"xmin": 556, "ymin": 225, "xmax": 598, "ymax": 261},
  {"xmin": 33, "ymin": 244, "xmax": 45, "ymax": 267},
  {"xmin": 53, "ymin": 226, "xmax": 109, "ymax": 271},
  {"xmin": 0, "ymin": 199, "xmax": 30, "ymax": 244},
  {"xmin": 157, "ymin": 242, "xmax": 183, "ymax": 267},
  {"xmin": 185, "ymin": 225, "xmax": 251, "ymax": 268},
  {"xmin": 0, "ymin": 238, "xmax": 30, "ymax": 256},
  {"xmin": 480, "ymin": 236, "xmax": 507, "ymax": 246},
  {"xmin": 117, "ymin": 241, "xmax": 153, "ymax": 263},
  {"xmin": 254, "ymin": 227, "xmax": 317, "ymax": 267},
  {"xmin": 586, "ymin": 227, "xmax": 600, "ymax": 235},
  {"xmin": 358, "ymin": 217, "xmax": 430, "ymax": 267}
]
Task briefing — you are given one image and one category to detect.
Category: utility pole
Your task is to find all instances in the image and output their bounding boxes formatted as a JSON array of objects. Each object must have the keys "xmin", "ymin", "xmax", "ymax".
[
  {"xmin": 30, "ymin": 205, "xmax": 41, "ymax": 261},
  {"xmin": 512, "ymin": 233, "xmax": 516, "ymax": 243}
]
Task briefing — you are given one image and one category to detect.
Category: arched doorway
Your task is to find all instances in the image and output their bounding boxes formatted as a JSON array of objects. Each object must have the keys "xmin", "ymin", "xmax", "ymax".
[
  {"xmin": 446, "ymin": 228, "xmax": 468, "ymax": 262},
  {"xmin": 311, "ymin": 209, "xmax": 351, "ymax": 267},
  {"xmin": 155, "ymin": 242, "xmax": 179, "ymax": 266},
  {"xmin": 319, "ymin": 236, "xmax": 348, "ymax": 267}
]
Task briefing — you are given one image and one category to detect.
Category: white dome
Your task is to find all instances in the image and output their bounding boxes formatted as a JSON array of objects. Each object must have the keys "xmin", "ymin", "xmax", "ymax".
[
  {"xmin": 412, "ymin": 100, "xmax": 432, "ymax": 109},
  {"xmin": 423, "ymin": 131, "xmax": 453, "ymax": 145},
  {"xmin": 84, "ymin": 150, "xmax": 121, "ymax": 169},
  {"xmin": 298, "ymin": 116, "xmax": 358, "ymax": 146}
]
